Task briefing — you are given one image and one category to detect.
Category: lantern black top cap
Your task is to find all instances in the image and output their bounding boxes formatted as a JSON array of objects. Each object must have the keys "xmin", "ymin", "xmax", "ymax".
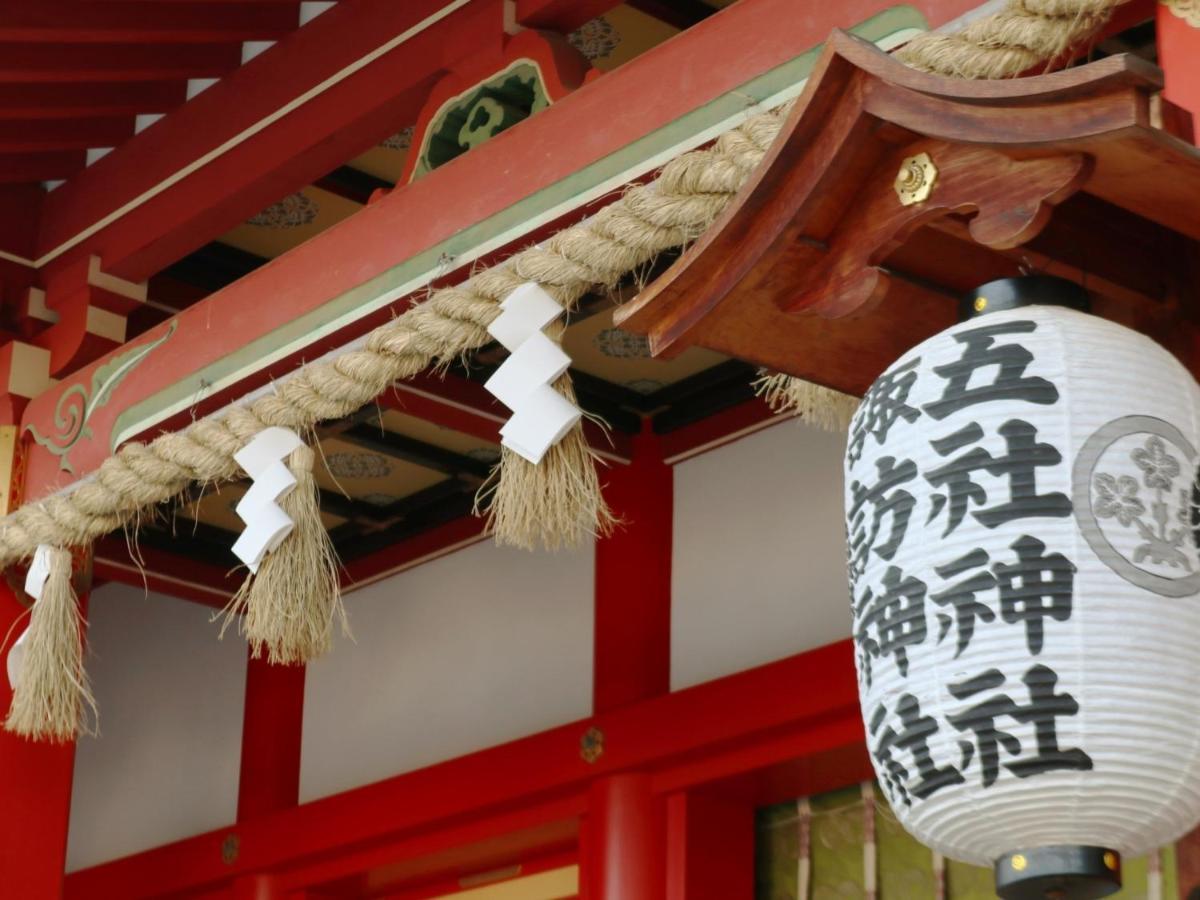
[{"xmin": 961, "ymin": 275, "xmax": 1091, "ymax": 321}]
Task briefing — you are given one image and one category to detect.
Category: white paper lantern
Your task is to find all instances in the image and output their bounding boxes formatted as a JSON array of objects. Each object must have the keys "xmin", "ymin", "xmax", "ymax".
[{"xmin": 844, "ymin": 278, "xmax": 1200, "ymax": 883}]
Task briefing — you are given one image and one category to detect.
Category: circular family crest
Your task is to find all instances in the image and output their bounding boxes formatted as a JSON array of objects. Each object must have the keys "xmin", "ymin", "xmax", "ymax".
[{"xmin": 1072, "ymin": 415, "xmax": 1200, "ymax": 596}]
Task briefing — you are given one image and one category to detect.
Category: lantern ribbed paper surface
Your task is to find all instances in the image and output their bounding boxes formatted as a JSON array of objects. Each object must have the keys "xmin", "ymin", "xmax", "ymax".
[{"xmin": 845, "ymin": 304, "xmax": 1200, "ymax": 866}]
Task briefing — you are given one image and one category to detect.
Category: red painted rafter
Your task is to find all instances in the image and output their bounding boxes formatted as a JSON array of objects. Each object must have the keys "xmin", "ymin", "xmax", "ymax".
[
  {"xmin": 34, "ymin": 0, "xmax": 497, "ymax": 279},
  {"xmin": 659, "ymin": 396, "xmax": 784, "ymax": 464},
  {"xmin": 0, "ymin": 81, "xmax": 185, "ymax": 119},
  {"xmin": 0, "ymin": 184, "xmax": 42, "ymax": 258},
  {"xmin": 0, "ymin": 115, "xmax": 133, "ymax": 152},
  {"xmin": 339, "ymin": 514, "xmax": 489, "ymax": 589},
  {"xmin": 64, "ymin": 640, "xmax": 867, "ymax": 899},
  {"xmin": 94, "ymin": 510, "xmax": 486, "ymax": 609},
  {"xmin": 0, "ymin": 41, "xmax": 243, "ymax": 84},
  {"xmin": 92, "ymin": 535, "xmax": 236, "ymax": 609},
  {"xmin": 0, "ymin": 149, "xmax": 84, "ymax": 182},
  {"xmin": 77, "ymin": 0, "xmax": 309, "ymax": 3},
  {"xmin": 0, "ymin": 2, "xmax": 299, "ymax": 43}
]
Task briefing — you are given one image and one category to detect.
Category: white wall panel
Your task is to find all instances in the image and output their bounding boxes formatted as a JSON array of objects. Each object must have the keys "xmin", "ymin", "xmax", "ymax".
[
  {"xmin": 671, "ymin": 420, "xmax": 849, "ymax": 690},
  {"xmin": 67, "ymin": 584, "xmax": 247, "ymax": 872},
  {"xmin": 300, "ymin": 540, "xmax": 594, "ymax": 802}
]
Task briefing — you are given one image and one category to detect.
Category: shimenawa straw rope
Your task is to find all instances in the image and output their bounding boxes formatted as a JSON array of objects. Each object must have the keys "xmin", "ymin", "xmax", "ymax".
[{"xmin": 0, "ymin": 0, "xmax": 1129, "ymax": 738}]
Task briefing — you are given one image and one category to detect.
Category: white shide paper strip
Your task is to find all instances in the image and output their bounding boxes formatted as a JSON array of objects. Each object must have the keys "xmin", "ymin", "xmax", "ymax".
[
  {"xmin": 484, "ymin": 284, "xmax": 582, "ymax": 465},
  {"xmin": 231, "ymin": 427, "xmax": 304, "ymax": 574}
]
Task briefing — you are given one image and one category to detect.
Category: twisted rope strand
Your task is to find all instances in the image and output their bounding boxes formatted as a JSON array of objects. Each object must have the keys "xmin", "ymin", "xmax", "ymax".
[{"xmin": 0, "ymin": 0, "xmax": 1129, "ymax": 566}]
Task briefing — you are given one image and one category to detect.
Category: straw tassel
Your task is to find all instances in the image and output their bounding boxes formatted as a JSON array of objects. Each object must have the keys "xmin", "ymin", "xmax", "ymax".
[
  {"xmin": 475, "ymin": 286, "xmax": 615, "ymax": 551},
  {"xmin": 754, "ymin": 372, "xmax": 860, "ymax": 432},
  {"xmin": 480, "ymin": 381, "xmax": 615, "ymax": 551},
  {"xmin": 223, "ymin": 444, "xmax": 346, "ymax": 664},
  {"xmin": 4, "ymin": 547, "xmax": 95, "ymax": 742}
]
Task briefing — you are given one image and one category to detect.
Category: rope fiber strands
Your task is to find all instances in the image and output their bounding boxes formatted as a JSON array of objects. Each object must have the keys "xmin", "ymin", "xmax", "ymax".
[
  {"xmin": 896, "ymin": 0, "xmax": 1127, "ymax": 78},
  {"xmin": 0, "ymin": 0, "xmax": 1130, "ymax": 568}
]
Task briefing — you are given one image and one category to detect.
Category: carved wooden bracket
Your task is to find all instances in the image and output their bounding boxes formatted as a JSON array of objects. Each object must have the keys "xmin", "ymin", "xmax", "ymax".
[
  {"xmin": 615, "ymin": 31, "xmax": 1200, "ymax": 395},
  {"xmin": 789, "ymin": 142, "xmax": 1090, "ymax": 319}
]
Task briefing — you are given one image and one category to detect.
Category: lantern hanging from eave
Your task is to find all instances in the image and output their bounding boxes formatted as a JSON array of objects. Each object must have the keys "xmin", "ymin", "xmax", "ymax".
[{"xmin": 844, "ymin": 276, "xmax": 1200, "ymax": 899}]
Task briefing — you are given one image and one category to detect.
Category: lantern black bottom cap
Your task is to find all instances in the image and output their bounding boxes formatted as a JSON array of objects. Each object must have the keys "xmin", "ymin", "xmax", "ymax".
[{"xmin": 994, "ymin": 846, "xmax": 1121, "ymax": 900}]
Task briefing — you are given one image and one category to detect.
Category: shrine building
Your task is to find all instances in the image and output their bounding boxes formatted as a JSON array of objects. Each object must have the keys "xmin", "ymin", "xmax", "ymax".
[{"xmin": 0, "ymin": 0, "xmax": 1199, "ymax": 898}]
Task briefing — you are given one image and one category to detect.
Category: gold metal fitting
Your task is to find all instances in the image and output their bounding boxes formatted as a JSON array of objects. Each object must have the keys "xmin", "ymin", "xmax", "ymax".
[
  {"xmin": 221, "ymin": 833, "xmax": 240, "ymax": 866},
  {"xmin": 580, "ymin": 726, "xmax": 605, "ymax": 764},
  {"xmin": 1103, "ymin": 851, "xmax": 1118, "ymax": 871},
  {"xmin": 1011, "ymin": 854, "xmax": 1027, "ymax": 872},
  {"xmin": 894, "ymin": 151, "xmax": 938, "ymax": 206},
  {"xmin": 974, "ymin": 296, "xmax": 988, "ymax": 312}
]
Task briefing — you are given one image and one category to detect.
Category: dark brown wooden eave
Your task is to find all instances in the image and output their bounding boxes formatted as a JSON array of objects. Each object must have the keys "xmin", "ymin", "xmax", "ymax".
[{"xmin": 616, "ymin": 30, "xmax": 1200, "ymax": 395}]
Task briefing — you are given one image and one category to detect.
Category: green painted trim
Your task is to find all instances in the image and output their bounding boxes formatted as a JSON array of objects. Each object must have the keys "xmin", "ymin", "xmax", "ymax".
[
  {"xmin": 31, "ymin": 320, "xmax": 178, "ymax": 473},
  {"xmin": 113, "ymin": 6, "xmax": 927, "ymax": 449},
  {"xmin": 409, "ymin": 57, "xmax": 554, "ymax": 181}
]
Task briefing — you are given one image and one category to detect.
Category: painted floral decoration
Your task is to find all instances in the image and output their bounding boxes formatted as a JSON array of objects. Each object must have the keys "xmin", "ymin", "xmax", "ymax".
[
  {"xmin": 568, "ymin": 16, "xmax": 620, "ymax": 62},
  {"xmin": 382, "ymin": 125, "xmax": 414, "ymax": 151},
  {"xmin": 246, "ymin": 192, "xmax": 319, "ymax": 228},
  {"xmin": 324, "ymin": 452, "xmax": 391, "ymax": 479},
  {"xmin": 594, "ymin": 327, "xmax": 650, "ymax": 359}
]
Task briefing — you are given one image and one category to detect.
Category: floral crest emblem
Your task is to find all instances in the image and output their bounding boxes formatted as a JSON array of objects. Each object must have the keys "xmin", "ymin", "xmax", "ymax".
[
  {"xmin": 1075, "ymin": 417, "xmax": 1200, "ymax": 597},
  {"xmin": 1093, "ymin": 434, "xmax": 1192, "ymax": 570}
]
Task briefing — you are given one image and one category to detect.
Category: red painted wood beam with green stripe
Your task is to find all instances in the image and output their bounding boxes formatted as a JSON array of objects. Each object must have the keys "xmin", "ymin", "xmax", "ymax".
[
  {"xmin": 20, "ymin": 0, "xmax": 967, "ymax": 503},
  {"xmin": 0, "ymin": 1, "xmax": 299, "ymax": 44}
]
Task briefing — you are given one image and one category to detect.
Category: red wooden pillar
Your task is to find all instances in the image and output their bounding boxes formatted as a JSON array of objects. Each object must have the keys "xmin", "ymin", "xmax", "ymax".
[
  {"xmin": 665, "ymin": 790, "xmax": 756, "ymax": 900},
  {"xmin": 0, "ymin": 421, "xmax": 83, "ymax": 898},
  {"xmin": 583, "ymin": 774, "xmax": 666, "ymax": 900},
  {"xmin": 1177, "ymin": 825, "xmax": 1200, "ymax": 899},
  {"xmin": 592, "ymin": 424, "xmax": 673, "ymax": 713},
  {"xmin": 584, "ymin": 425, "xmax": 674, "ymax": 898},
  {"xmin": 233, "ymin": 657, "xmax": 305, "ymax": 897},
  {"xmin": 0, "ymin": 579, "xmax": 80, "ymax": 898},
  {"xmin": 237, "ymin": 655, "xmax": 306, "ymax": 822}
]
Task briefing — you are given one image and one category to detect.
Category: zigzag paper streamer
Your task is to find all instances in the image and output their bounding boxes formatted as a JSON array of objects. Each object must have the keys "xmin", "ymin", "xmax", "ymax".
[
  {"xmin": 231, "ymin": 427, "xmax": 304, "ymax": 573},
  {"xmin": 484, "ymin": 283, "xmax": 582, "ymax": 465}
]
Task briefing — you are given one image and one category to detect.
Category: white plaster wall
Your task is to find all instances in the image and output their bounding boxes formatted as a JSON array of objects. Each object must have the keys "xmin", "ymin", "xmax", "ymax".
[
  {"xmin": 67, "ymin": 584, "xmax": 247, "ymax": 872},
  {"xmin": 300, "ymin": 540, "xmax": 594, "ymax": 802},
  {"xmin": 671, "ymin": 419, "xmax": 850, "ymax": 690}
]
